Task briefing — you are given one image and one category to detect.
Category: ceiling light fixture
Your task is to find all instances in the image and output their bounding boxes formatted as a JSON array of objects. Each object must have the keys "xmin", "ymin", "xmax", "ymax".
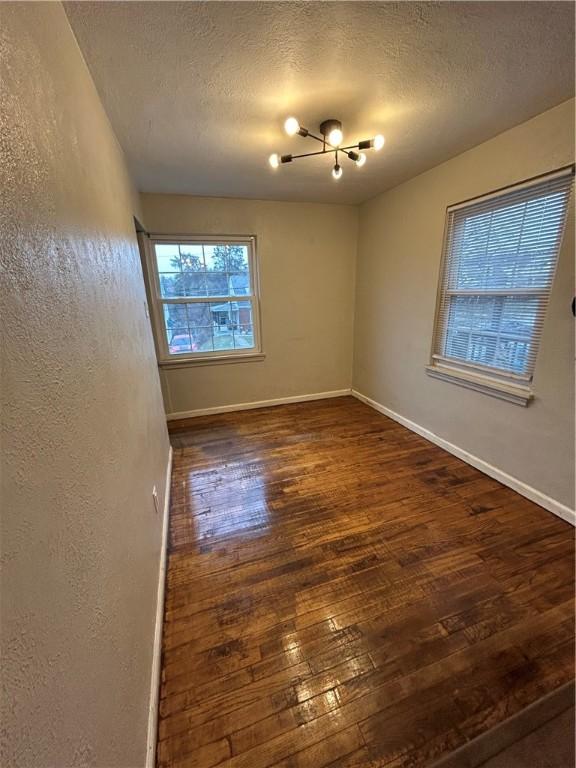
[
  {"xmin": 268, "ymin": 118, "xmax": 384, "ymax": 180},
  {"xmin": 327, "ymin": 126, "xmax": 343, "ymax": 147},
  {"xmin": 284, "ymin": 116, "xmax": 300, "ymax": 136}
]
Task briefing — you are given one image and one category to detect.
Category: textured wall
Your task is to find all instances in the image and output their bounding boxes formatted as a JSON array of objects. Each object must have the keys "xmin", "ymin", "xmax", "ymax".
[
  {"xmin": 141, "ymin": 194, "xmax": 358, "ymax": 415},
  {"xmin": 353, "ymin": 99, "xmax": 575, "ymax": 509},
  {"xmin": 0, "ymin": 4, "xmax": 170, "ymax": 767}
]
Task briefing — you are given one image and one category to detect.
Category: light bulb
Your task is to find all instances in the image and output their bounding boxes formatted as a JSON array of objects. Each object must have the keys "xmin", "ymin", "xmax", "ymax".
[
  {"xmin": 269, "ymin": 153, "xmax": 280, "ymax": 169},
  {"xmin": 373, "ymin": 134, "xmax": 385, "ymax": 151},
  {"xmin": 284, "ymin": 117, "xmax": 300, "ymax": 136},
  {"xmin": 332, "ymin": 163, "xmax": 342, "ymax": 180},
  {"xmin": 355, "ymin": 152, "xmax": 367, "ymax": 167},
  {"xmin": 328, "ymin": 127, "xmax": 343, "ymax": 147}
]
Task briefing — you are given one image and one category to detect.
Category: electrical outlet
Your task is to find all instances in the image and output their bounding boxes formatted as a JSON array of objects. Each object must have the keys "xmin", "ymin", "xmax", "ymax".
[{"xmin": 152, "ymin": 486, "xmax": 159, "ymax": 514}]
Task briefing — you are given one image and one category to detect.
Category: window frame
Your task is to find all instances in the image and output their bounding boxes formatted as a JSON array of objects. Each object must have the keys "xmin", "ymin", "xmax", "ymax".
[
  {"xmin": 426, "ymin": 167, "xmax": 574, "ymax": 406},
  {"xmin": 144, "ymin": 234, "xmax": 264, "ymax": 367}
]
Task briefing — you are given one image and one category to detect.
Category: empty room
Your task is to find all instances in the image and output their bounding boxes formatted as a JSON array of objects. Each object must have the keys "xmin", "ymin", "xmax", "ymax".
[{"xmin": 1, "ymin": 2, "xmax": 575, "ymax": 767}]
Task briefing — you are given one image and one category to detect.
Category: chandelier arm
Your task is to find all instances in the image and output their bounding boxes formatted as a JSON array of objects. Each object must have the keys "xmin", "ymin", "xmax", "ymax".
[
  {"xmin": 305, "ymin": 131, "xmax": 345, "ymax": 151},
  {"xmin": 305, "ymin": 131, "xmax": 332, "ymax": 147},
  {"xmin": 290, "ymin": 148, "xmax": 338, "ymax": 160},
  {"xmin": 335, "ymin": 147, "xmax": 360, "ymax": 161}
]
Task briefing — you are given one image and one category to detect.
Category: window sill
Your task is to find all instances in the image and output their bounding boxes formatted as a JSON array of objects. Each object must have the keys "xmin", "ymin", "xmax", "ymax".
[
  {"xmin": 425, "ymin": 362, "xmax": 533, "ymax": 406},
  {"xmin": 158, "ymin": 352, "xmax": 266, "ymax": 370}
]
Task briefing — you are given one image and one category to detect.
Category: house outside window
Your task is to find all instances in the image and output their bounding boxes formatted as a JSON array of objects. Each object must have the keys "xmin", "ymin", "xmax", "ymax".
[
  {"xmin": 427, "ymin": 167, "xmax": 573, "ymax": 405},
  {"xmin": 143, "ymin": 235, "xmax": 263, "ymax": 365}
]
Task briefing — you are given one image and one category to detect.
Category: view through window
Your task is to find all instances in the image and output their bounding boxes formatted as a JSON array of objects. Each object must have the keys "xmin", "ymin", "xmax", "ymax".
[{"xmin": 149, "ymin": 238, "xmax": 260, "ymax": 361}]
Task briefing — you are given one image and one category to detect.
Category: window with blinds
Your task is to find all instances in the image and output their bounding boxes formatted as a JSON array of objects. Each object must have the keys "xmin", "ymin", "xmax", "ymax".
[{"xmin": 428, "ymin": 168, "xmax": 573, "ymax": 404}]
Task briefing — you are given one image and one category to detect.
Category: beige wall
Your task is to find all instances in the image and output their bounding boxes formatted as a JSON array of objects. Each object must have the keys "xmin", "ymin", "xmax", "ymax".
[
  {"xmin": 141, "ymin": 194, "xmax": 358, "ymax": 415},
  {"xmin": 0, "ymin": 4, "xmax": 170, "ymax": 767},
  {"xmin": 1, "ymin": 4, "xmax": 572, "ymax": 765},
  {"xmin": 353, "ymin": 99, "xmax": 575, "ymax": 509}
]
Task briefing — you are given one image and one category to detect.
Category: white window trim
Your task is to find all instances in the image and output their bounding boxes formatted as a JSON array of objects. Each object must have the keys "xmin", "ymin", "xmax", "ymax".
[
  {"xmin": 143, "ymin": 233, "xmax": 264, "ymax": 367},
  {"xmin": 425, "ymin": 360, "xmax": 533, "ymax": 406},
  {"xmin": 426, "ymin": 166, "xmax": 574, "ymax": 406}
]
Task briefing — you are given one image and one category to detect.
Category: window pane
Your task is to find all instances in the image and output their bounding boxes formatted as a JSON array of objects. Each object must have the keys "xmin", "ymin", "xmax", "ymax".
[
  {"xmin": 163, "ymin": 302, "xmax": 242, "ymax": 355},
  {"xmin": 452, "ymin": 190, "xmax": 569, "ymax": 291},
  {"xmin": 444, "ymin": 295, "xmax": 539, "ymax": 375},
  {"xmin": 166, "ymin": 329, "xmax": 193, "ymax": 355},
  {"xmin": 211, "ymin": 301, "xmax": 255, "ymax": 352},
  {"xmin": 190, "ymin": 326, "xmax": 214, "ymax": 352},
  {"xmin": 179, "ymin": 245, "xmax": 204, "ymax": 269},
  {"xmin": 228, "ymin": 273, "xmax": 250, "ymax": 296},
  {"xmin": 155, "ymin": 244, "xmax": 180, "ymax": 273},
  {"xmin": 163, "ymin": 303, "xmax": 188, "ymax": 330},
  {"xmin": 179, "ymin": 272, "xmax": 209, "ymax": 297},
  {"xmin": 235, "ymin": 305, "xmax": 254, "ymax": 349},
  {"xmin": 205, "ymin": 272, "xmax": 229, "ymax": 296},
  {"xmin": 204, "ymin": 244, "xmax": 249, "ymax": 273},
  {"xmin": 158, "ymin": 273, "xmax": 180, "ymax": 297},
  {"xmin": 186, "ymin": 302, "xmax": 212, "ymax": 328},
  {"xmin": 211, "ymin": 300, "xmax": 236, "ymax": 352},
  {"xmin": 155, "ymin": 242, "xmax": 251, "ymax": 299},
  {"xmin": 159, "ymin": 270, "xmax": 208, "ymax": 298}
]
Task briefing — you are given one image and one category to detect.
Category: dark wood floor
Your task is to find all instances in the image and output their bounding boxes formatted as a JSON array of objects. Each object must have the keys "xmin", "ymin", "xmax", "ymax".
[{"xmin": 158, "ymin": 396, "xmax": 574, "ymax": 768}]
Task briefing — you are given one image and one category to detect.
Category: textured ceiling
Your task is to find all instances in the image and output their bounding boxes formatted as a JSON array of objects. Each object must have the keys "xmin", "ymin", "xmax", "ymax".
[{"xmin": 65, "ymin": 1, "xmax": 574, "ymax": 205}]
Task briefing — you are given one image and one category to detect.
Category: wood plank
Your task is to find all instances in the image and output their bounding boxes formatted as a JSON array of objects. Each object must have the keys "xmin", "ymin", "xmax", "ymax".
[{"xmin": 157, "ymin": 397, "xmax": 574, "ymax": 768}]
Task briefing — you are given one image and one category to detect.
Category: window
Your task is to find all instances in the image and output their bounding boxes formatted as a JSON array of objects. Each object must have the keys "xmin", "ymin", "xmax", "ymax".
[
  {"xmin": 145, "ymin": 235, "xmax": 263, "ymax": 365},
  {"xmin": 427, "ymin": 168, "xmax": 573, "ymax": 405}
]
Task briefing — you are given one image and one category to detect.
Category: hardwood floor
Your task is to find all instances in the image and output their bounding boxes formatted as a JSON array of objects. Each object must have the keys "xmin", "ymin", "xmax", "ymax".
[{"xmin": 159, "ymin": 396, "xmax": 574, "ymax": 768}]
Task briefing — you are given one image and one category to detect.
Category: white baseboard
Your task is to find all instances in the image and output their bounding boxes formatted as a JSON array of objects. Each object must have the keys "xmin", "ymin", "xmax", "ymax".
[
  {"xmin": 146, "ymin": 446, "xmax": 173, "ymax": 768},
  {"xmin": 352, "ymin": 389, "xmax": 575, "ymax": 527},
  {"xmin": 166, "ymin": 389, "xmax": 352, "ymax": 421}
]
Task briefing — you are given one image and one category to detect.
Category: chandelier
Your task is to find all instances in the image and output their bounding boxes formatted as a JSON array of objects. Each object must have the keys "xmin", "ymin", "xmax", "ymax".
[{"xmin": 268, "ymin": 117, "xmax": 385, "ymax": 180}]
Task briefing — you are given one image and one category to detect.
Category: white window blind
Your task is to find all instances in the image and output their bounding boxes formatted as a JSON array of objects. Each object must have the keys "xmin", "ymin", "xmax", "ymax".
[{"xmin": 429, "ymin": 168, "xmax": 573, "ymax": 402}]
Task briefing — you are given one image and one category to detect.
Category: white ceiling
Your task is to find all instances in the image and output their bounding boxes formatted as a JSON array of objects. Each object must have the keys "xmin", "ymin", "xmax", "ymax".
[{"xmin": 65, "ymin": 1, "xmax": 574, "ymax": 205}]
